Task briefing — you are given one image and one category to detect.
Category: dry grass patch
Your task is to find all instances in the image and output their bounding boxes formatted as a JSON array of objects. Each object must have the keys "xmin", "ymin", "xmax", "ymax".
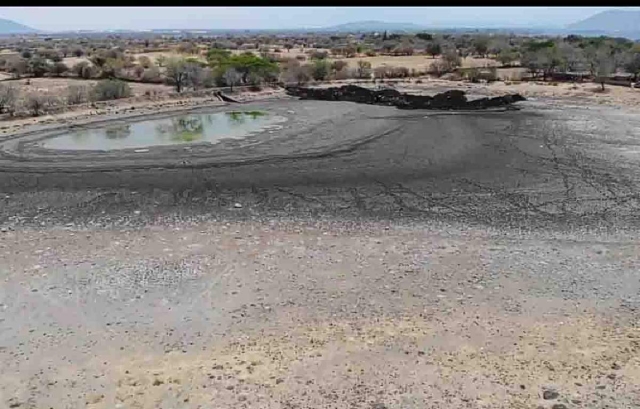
[
  {"xmin": 1, "ymin": 77, "xmax": 173, "ymax": 99},
  {"xmin": 327, "ymin": 55, "xmax": 501, "ymax": 72}
]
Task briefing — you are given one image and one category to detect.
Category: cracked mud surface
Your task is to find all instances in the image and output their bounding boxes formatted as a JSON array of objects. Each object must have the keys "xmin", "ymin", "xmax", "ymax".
[
  {"xmin": 2, "ymin": 98, "xmax": 640, "ymax": 228},
  {"xmin": 1, "ymin": 96, "xmax": 639, "ymax": 408}
]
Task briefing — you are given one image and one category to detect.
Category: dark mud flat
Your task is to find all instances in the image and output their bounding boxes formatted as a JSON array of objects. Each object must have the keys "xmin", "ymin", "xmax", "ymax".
[
  {"xmin": 286, "ymin": 84, "xmax": 526, "ymax": 110},
  {"xmin": 1, "ymin": 97, "xmax": 640, "ymax": 229}
]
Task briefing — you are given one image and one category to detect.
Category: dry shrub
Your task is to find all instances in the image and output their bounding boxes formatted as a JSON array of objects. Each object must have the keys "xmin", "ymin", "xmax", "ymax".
[
  {"xmin": 141, "ymin": 66, "xmax": 162, "ymax": 83},
  {"xmin": 138, "ymin": 56, "xmax": 152, "ymax": 68},
  {"xmin": 427, "ymin": 60, "xmax": 450, "ymax": 77},
  {"xmin": 465, "ymin": 67, "xmax": 481, "ymax": 83},
  {"xmin": 0, "ymin": 84, "xmax": 20, "ymax": 116},
  {"xmin": 388, "ymin": 66, "xmax": 410, "ymax": 78},
  {"xmin": 133, "ymin": 65, "xmax": 145, "ymax": 78},
  {"xmin": 67, "ymin": 85, "xmax": 90, "ymax": 105},
  {"xmin": 440, "ymin": 72, "xmax": 463, "ymax": 81},
  {"xmin": 91, "ymin": 79, "xmax": 132, "ymax": 101},
  {"xmin": 25, "ymin": 93, "xmax": 59, "ymax": 117},
  {"xmin": 73, "ymin": 61, "xmax": 97, "ymax": 79},
  {"xmin": 334, "ymin": 67, "xmax": 352, "ymax": 80}
]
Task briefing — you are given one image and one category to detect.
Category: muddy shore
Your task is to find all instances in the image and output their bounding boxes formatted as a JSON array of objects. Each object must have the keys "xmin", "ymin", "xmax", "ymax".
[
  {"xmin": 1, "ymin": 94, "xmax": 640, "ymax": 229},
  {"xmin": 1, "ymin": 85, "xmax": 639, "ymax": 409}
]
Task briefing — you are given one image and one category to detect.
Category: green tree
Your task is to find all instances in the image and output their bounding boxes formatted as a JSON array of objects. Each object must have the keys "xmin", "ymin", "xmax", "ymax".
[
  {"xmin": 426, "ymin": 42, "xmax": 442, "ymax": 58},
  {"xmin": 50, "ymin": 62, "xmax": 69, "ymax": 77},
  {"xmin": 206, "ymin": 48, "xmax": 232, "ymax": 68},
  {"xmin": 496, "ymin": 49, "xmax": 518, "ymax": 67},
  {"xmin": 311, "ymin": 60, "xmax": 331, "ymax": 81},
  {"xmin": 222, "ymin": 52, "xmax": 279, "ymax": 84},
  {"xmin": 28, "ymin": 57, "xmax": 50, "ymax": 77},
  {"xmin": 473, "ymin": 36, "xmax": 490, "ymax": 57}
]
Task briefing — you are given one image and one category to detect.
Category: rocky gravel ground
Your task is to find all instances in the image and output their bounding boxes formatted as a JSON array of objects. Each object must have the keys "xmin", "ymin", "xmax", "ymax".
[
  {"xmin": 1, "ymin": 93, "xmax": 639, "ymax": 408},
  {"xmin": 0, "ymin": 220, "xmax": 639, "ymax": 409}
]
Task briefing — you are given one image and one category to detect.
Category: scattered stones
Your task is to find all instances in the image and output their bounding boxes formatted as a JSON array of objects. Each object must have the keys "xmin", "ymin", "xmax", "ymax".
[
  {"xmin": 7, "ymin": 398, "xmax": 22, "ymax": 408},
  {"xmin": 543, "ymin": 390, "xmax": 560, "ymax": 400}
]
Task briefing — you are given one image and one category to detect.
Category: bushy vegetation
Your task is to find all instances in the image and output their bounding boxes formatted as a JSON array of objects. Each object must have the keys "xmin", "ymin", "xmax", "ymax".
[
  {"xmin": 91, "ymin": 79, "xmax": 132, "ymax": 101},
  {"xmin": 1, "ymin": 29, "xmax": 639, "ymax": 119}
]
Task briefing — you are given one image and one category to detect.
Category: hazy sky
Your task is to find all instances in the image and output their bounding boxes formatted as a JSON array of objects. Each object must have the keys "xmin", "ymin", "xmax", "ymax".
[{"xmin": 1, "ymin": 7, "xmax": 639, "ymax": 32}]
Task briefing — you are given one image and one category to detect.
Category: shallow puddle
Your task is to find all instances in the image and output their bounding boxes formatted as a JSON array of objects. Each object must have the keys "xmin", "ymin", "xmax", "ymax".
[{"xmin": 41, "ymin": 110, "xmax": 285, "ymax": 151}]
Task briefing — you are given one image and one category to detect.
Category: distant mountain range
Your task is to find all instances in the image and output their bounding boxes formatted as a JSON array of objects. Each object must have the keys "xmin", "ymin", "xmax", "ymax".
[
  {"xmin": 567, "ymin": 10, "xmax": 640, "ymax": 32},
  {"xmin": 316, "ymin": 20, "xmax": 426, "ymax": 33},
  {"xmin": 3, "ymin": 10, "xmax": 640, "ymax": 39},
  {"xmin": 0, "ymin": 18, "xmax": 37, "ymax": 35}
]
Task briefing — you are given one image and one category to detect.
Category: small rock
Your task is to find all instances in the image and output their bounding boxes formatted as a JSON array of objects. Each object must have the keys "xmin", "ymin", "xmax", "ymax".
[
  {"xmin": 607, "ymin": 373, "xmax": 616, "ymax": 380},
  {"xmin": 611, "ymin": 362, "xmax": 621, "ymax": 370},
  {"xmin": 595, "ymin": 385, "xmax": 606, "ymax": 390},
  {"xmin": 238, "ymin": 395, "xmax": 247, "ymax": 402},
  {"xmin": 0, "ymin": 227, "xmax": 7, "ymax": 233},
  {"xmin": 551, "ymin": 405, "xmax": 567, "ymax": 409},
  {"xmin": 543, "ymin": 390, "xmax": 559, "ymax": 400},
  {"xmin": 7, "ymin": 398, "xmax": 22, "ymax": 408},
  {"xmin": 233, "ymin": 203, "xmax": 243, "ymax": 208},
  {"xmin": 371, "ymin": 404, "xmax": 387, "ymax": 409},
  {"xmin": 86, "ymin": 393, "xmax": 104, "ymax": 404},
  {"xmin": 275, "ymin": 378, "xmax": 284, "ymax": 384}
]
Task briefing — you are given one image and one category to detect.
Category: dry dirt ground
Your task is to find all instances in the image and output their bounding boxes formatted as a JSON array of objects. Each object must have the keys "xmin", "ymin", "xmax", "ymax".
[
  {"xmin": 1, "ymin": 77, "xmax": 175, "ymax": 99},
  {"xmin": 0, "ymin": 83, "xmax": 639, "ymax": 409}
]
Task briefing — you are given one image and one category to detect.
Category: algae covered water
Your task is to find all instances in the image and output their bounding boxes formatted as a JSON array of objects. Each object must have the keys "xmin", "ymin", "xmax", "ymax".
[{"xmin": 41, "ymin": 110, "xmax": 285, "ymax": 151}]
